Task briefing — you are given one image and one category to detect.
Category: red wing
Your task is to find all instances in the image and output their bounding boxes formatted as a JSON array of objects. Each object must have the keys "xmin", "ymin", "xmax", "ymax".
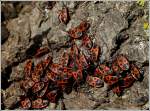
[
  {"xmin": 24, "ymin": 59, "xmax": 33, "ymax": 78},
  {"xmin": 35, "ymin": 47, "xmax": 49, "ymax": 58},
  {"xmin": 21, "ymin": 98, "xmax": 31, "ymax": 109},
  {"xmin": 46, "ymin": 90, "xmax": 58, "ymax": 103},
  {"xmin": 130, "ymin": 64, "xmax": 141, "ymax": 80},
  {"xmin": 117, "ymin": 55, "xmax": 129, "ymax": 71},
  {"xmin": 32, "ymin": 98, "xmax": 48, "ymax": 109},
  {"xmin": 120, "ymin": 75, "xmax": 135, "ymax": 88},
  {"xmin": 32, "ymin": 82, "xmax": 45, "ymax": 93},
  {"xmin": 104, "ymin": 75, "xmax": 119, "ymax": 85}
]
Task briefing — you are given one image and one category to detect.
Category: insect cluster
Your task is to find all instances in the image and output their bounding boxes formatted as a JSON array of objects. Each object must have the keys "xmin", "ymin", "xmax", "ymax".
[{"xmin": 19, "ymin": 7, "xmax": 143, "ymax": 110}]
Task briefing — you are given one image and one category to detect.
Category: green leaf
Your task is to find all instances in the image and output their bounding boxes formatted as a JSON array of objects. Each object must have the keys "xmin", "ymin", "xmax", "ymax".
[
  {"xmin": 137, "ymin": 0, "xmax": 145, "ymax": 7},
  {"xmin": 143, "ymin": 22, "xmax": 149, "ymax": 30}
]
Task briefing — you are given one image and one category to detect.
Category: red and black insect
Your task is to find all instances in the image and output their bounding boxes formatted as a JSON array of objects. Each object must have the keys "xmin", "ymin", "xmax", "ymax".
[
  {"xmin": 35, "ymin": 47, "xmax": 50, "ymax": 58},
  {"xmin": 103, "ymin": 74, "xmax": 119, "ymax": 86},
  {"xmin": 57, "ymin": 79, "xmax": 69, "ymax": 91},
  {"xmin": 59, "ymin": 51, "xmax": 69, "ymax": 66},
  {"xmin": 120, "ymin": 74, "xmax": 135, "ymax": 88},
  {"xmin": 24, "ymin": 59, "xmax": 33, "ymax": 78},
  {"xmin": 42, "ymin": 55, "xmax": 52, "ymax": 70},
  {"xmin": 46, "ymin": 70, "xmax": 58, "ymax": 82},
  {"xmin": 37, "ymin": 82, "xmax": 49, "ymax": 98},
  {"xmin": 117, "ymin": 55, "xmax": 130, "ymax": 71},
  {"xmin": 34, "ymin": 62, "xmax": 43, "ymax": 76},
  {"xmin": 68, "ymin": 21, "xmax": 90, "ymax": 39},
  {"xmin": 32, "ymin": 82, "xmax": 45, "ymax": 93},
  {"xmin": 70, "ymin": 44, "xmax": 79, "ymax": 58},
  {"xmin": 112, "ymin": 85, "xmax": 123, "ymax": 96},
  {"xmin": 130, "ymin": 64, "xmax": 141, "ymax": 80},
  {"xmin": 46, "ymin": 90, "xmax": 58, "ymax": 103},
  {"xmin": 72, "ymin": 69, "xmax": 83, "ymax": 82},
  {"xmin": 120, "ymin": 64, "xmax": 141, "ymax": 88},
  {"xmin": 19, "ymin": 20, "xmax": 143, "ymax": 110},
  {"xmin": 31, "ymin": 98, "xmax": 48, "ymax": 109},
  {"xmin": 95, "ymin": 64, "xmax": 112, "ymax": 77},
  {"xmin": 79, "ymin": 53, "xmax": 89, "ymax": 69},
  {"xmin": 58, "ymin": 7, "xmax": 70, "ymax": 24},
  {"xmin": 31, "ymin": 73, "xmax": 41, "ymax": 83},
  {"xmin": 21, "ymin": 79, "xmax": 35, "ymax": 91},
  {"xmin": 90, "ymin": 45, "xmax": 100, "ymax": 62},
  {"xmin": 112, "ymin": 55, "xmax": 129, "ymax": 74},
  {"xmin": 20, "ymin": 98, "xmax": 31, "ymax": 109},
  {"xmin": 86, "ymin": 75, "xmax": 104, "ymax": 87},
  {"xmin": 82, "ymin": 34, "xmax": 93, "ymax": 49}
]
